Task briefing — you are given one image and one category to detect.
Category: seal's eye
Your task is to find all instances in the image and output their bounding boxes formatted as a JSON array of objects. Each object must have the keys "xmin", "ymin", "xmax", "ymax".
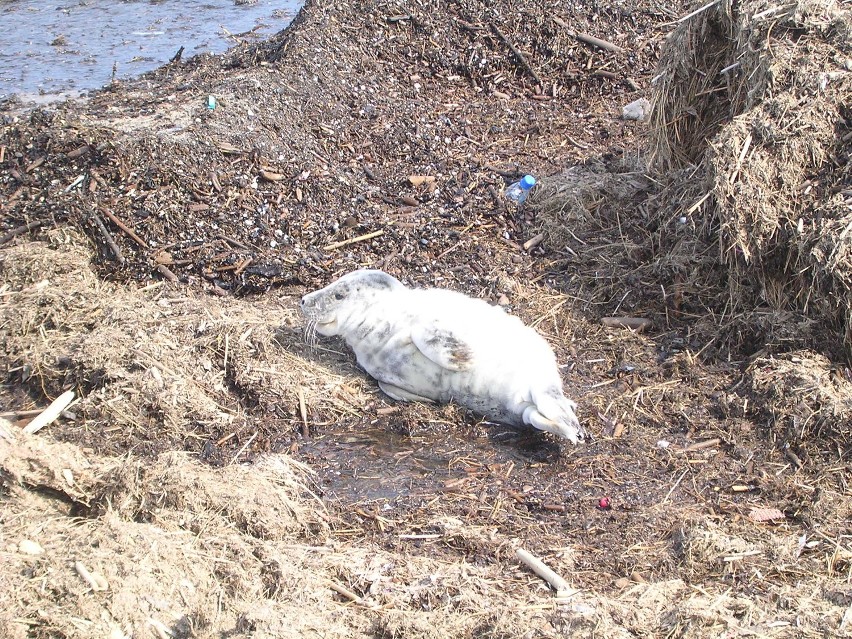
[{"xmin": 334, "ymin": 291, "xmax": 346, "ymax": 300}]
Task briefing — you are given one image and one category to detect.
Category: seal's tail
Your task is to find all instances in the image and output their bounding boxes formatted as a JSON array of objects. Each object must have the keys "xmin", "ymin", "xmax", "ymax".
[{"xmin": 523, "ymin": 387, "xmax": 586, "ymax": 444}]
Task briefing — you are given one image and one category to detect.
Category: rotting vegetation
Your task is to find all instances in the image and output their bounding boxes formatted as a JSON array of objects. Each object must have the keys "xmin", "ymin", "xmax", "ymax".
[
  {"xmin": 1, "ymin": 0, "xmax": 851, "ymax": 638},
  {"xmin": 537, "ymin": 0, "xmax": 852, "ymax": 360}
]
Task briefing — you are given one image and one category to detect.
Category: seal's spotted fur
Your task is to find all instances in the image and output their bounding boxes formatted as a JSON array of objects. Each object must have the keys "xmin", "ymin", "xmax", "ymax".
[{"xmin": 300, "ymin": 270, "xmax": 585, "ymax": 443}]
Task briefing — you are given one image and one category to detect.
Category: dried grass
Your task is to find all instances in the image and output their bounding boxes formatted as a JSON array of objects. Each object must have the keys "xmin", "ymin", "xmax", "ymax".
[
  {"xmin": 0, "ymin": 434, "xmax": 766, "ymax": 639},
  {"xmin": 2, "ymin": 240, "xmax": 851, "ymax": 638},
  {"xmin": 0, "ymin": 435, "xmax": 357, "ymax": 639},
  {"xmin": 0, "ymin": 231, "xmax": 371, "ymax": 461},
  {"xmin": 652, "ymin": 0, "xmax": 852, "ymax": 355},
  {"xmin": 745, "ymin": 349, "xmax": 852, "ymax": 445},
  {"xmin": 536, "ymin": 0, "xmax": 852, "ymax": 359}
]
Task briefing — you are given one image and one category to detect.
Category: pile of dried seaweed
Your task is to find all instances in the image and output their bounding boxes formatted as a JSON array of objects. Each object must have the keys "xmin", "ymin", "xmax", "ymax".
[{"xmin": 536, "ymin": 0, "xmax": 852, "ymax": 362}]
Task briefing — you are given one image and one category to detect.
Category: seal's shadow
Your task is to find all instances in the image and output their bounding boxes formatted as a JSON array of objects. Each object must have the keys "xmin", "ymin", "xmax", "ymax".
[
  {"xmin": 484, "ymin": 422, "xmax": 564, "ymax": 463},
  {"xmin": 273, "ymin": 324, "xmax": 397, "ymax": 383},
  {"xmin": 272, "ymin": 324, "xmax": 361, "ymax": 376}
]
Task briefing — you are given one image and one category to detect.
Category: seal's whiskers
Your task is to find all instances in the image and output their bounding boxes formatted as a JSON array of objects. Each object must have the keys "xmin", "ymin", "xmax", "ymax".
[{"xmin": 303, "ymin": 318, "xmax": 319, "ymax": 348}]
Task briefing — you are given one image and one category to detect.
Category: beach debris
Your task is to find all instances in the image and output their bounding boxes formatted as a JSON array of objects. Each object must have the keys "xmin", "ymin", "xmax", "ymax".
[{"xmin": 22, "ymin": 390, "xmax": 76, "ymax": 435}]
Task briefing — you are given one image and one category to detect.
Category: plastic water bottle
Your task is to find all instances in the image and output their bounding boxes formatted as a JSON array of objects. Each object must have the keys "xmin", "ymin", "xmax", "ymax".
[{"xmin": 505, "ymin": 175, "xmax": 536, "ymax": 204}]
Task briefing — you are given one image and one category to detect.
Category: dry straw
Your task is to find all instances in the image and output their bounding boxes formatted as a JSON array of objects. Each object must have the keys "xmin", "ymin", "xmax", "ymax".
[
  {"xmin": 537, "ymin": 0, "xmax": 852, "ymax": 361},
  {"xmin": 651, "ymin": 0, "xmax": 852, "ymax": 354}
]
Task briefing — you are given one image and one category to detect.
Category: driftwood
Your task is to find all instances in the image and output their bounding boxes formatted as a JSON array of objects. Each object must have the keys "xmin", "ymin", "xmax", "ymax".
[
  {"xmin": 490, "ymin": 23, "xmax": 544, "ymax": 86},
  {"xmin": 22, "ymin": 390, "xmax": 76, "ymax": 435},
  {"xmin": 552, "ymin": 17, "xmax": 623, "ymax": 53},
  {"xmin": 0, "ymin": 220, "xmax": 48, "ymax": 246}
]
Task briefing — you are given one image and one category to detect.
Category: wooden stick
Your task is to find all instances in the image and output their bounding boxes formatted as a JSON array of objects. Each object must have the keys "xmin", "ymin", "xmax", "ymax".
[
  {"xmin": 147, "ymin": 618, "xmax": 172, "ymax": 639},
  {"xmin": 156, "ymin": 264, "xmax": 179, "ymax": 283},
  {"xmin": 223, "ymin": 333, "xmax": 230, "ymax": 372},
  {"xmin": 306, "ymin": 147, "xmax": 330, "ymax": 165},
  {"xmin": 90, "ymin": 211, "xmax": 125, "ymax": 264},
  {"xmin": 523, "ymin": 233, "xmax": 545, "ymax": 251},
  {"xmin": 23, "ymin": 390, "xmax": 75, "ymax": 435},
  {"xmin": 74, "ymin": 561, "xmax": 109, "ymax": 591},
  {"xmin": 677, "ymin": 0, "xmax": 721, "ymax": 23},
  {"xmin": 576, "ymin": 33, "xmax": 622, "ymax": 53},
  {"xmin": 229, "ymin": 431, "xmax": 257, "ymax": 465},
  {"xmin": 100, "ymin": 207, "xmax": 148, "ymax": 249},
  {"xmin": 234, "ymin": 257, "xmax": 253, "ymax": 276},
  {"xmin": 298, "ymin": 386, "xmax": 309, "ymax": 438},
  {"xmin": 662, "ymin": 469, "xmax": 690, "ymax": 504},
  {"xmin": 678, "ymin": 437, "xmax": 721, "ymax": 453},
  {"xmin": 0, "ymin": 408, "xmax": 45, "ymax": 418},
  {"xmin": 601, "ymin": 317, "xmax": 652, "ymax": 332},
  {"xmin": 217, "ymin": 234, "xmax": 252, "ymax": 251},
  {"xmin": 753, "ymin": 5, "xmax": 784, "ymax": 20},
  {"xmin": 552, "ymin": 17, "xmax": 623, "ymax": 53},
  {"xmin": 323, "ymin": 230, "xmax": 384, "ymax": 251},
  {"xmin": 67, "ymin": 145, "xmax": 91, "ymax": 159},
  {"xmin": 731, "ymin": 484, "xmax": 756, "ymax": 492},
  {"xmin": 327, "ymin": 580, "xmax": 371, "ymax": 606},
  {"xmin": 685, "ymin": 192, "xmax": 712, "ymax": 215},
  {"xmin": 64, "ymin": 175, "xmax": 85, "ymax": 192},
  {"xmin": 490, "ymin": 24, "xmax": 543, "ymax": 85},
  {"xmin": 0, "ymin": 220, "xmax": 47, "ymax": 246},
  {"xmin": 515, "ymin": 548, "xmax": 575, "ymax": 597}
]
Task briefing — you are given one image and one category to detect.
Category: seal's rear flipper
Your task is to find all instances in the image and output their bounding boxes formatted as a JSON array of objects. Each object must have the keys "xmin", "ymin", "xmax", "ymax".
[
  {"xmin": 523, "ymin": 392, "xmax": 585, "ymax": 444},
  {"xmin": 378, "ymin": 381, "xmax": 435, "ymax": 403}
]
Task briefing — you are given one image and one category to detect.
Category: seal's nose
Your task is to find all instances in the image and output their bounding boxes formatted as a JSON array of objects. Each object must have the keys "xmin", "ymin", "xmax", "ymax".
[{"xmin": 299, "ymin": 296, "xmax": 305, "ymax": 307}]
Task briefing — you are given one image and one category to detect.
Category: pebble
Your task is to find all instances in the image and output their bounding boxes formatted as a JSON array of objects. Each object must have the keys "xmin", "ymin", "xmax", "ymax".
[
  {"xmin": 18, "ymin": 539, "xmax": 45, "ymax": 555},
  {"xmin": 622, "ymin": 97, "xmax": 651, "ymax": 122}
]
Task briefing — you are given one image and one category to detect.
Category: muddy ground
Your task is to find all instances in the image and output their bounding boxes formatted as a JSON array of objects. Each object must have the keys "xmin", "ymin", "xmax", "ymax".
[{"xmin": 1, "ymin": 0, "xmax": 851, "ymax": 637}]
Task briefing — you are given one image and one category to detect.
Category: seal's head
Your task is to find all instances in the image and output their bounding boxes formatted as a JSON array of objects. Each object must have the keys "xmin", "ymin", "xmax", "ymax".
[{"xmin": 300, "ymin": 270, "xmax": 404, "ymax": 337}]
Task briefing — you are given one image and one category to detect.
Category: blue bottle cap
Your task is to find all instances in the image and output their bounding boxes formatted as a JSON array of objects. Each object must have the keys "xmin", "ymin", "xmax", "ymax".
[{"xmin": 520, "ymin": 175, "xmax": 536, "ymax": 190}]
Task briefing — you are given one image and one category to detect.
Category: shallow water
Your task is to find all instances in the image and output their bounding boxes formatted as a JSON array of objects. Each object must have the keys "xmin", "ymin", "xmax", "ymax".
[
  {"xmin": 298, "ymin": 423, "xmax": 564, "ymax": 504},
  {"xmin": 0, "ymin": 0, "xmax": 300, "ymax": 101}
]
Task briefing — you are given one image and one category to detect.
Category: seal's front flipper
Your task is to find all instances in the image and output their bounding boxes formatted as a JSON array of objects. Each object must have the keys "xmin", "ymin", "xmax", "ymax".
[
  {"xmin": 378, "ymin": 381, "xmax": 435, "ymax": 403},
  {"xmin": 410, "ymin": 322, "xmax": 474, "ymax": 372}
]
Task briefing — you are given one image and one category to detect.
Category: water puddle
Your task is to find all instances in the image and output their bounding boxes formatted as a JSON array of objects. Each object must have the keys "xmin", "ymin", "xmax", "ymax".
[
  {"xmin": 298, "ymin": 423, "xmax": 564, "ymax": 505},
  {"xmin": 0, "ymin": 0, "xmax": 301, "ymax": 101}
]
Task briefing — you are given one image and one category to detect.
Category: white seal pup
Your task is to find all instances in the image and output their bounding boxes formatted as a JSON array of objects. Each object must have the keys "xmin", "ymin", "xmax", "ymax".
[{"xmin": 300, "ymin": 270, "xmax": 585, "ymax": 444}]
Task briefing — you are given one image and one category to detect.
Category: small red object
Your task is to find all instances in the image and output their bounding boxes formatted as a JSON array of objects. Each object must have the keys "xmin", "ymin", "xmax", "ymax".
[{"xmin": 599, "ymin": 496, "xmax": 611, "ymax": 510}]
